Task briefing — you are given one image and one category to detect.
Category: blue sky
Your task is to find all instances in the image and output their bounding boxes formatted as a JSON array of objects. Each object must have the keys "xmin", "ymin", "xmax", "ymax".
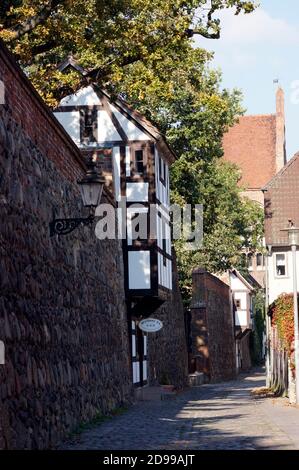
[{"xmin": 194, "ymin": 0, "xmax": 299, "ymax": 160}]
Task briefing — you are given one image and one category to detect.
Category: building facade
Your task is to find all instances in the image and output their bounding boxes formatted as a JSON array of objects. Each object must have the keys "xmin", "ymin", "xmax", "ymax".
[
  {"xmin": 263, "ymin": 152, "xmax": 299, "ymax": 400},
  {"xmin": 190, "ymin": 268, "xmax": 237, "ymax": 382},
  {"xmin": 219, "ymin": 269, "xmax": 257, "ymax": 372},
  {"xmin": 53, "ymin": 60, "xmax": 176, "ymax": 389},
  {"xmin": 264, "ymin": 152, "xmax": 299, "ymax": 305},
  {"xmin": 222, "ymin": 87, "xmax": 287, "ymax": 287},
  {"xmin": 229, "ymin": 270, "xmax": 255, "ymax": 371}
]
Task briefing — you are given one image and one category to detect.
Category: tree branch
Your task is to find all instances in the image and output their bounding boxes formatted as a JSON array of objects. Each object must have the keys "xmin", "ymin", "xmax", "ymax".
[
  {"xmin": 5, "ymin": 0, "xmax": 66, "ymax": 41},
  {"xmin": 187, "ymin": 2, "xmax": 220, "ymax": 39}
]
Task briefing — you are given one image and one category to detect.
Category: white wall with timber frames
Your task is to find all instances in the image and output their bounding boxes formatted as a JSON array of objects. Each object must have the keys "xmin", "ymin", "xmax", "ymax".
[
  {"xmin": 155, "ymin": 148, "xmax": 172, "ymax": 291},
  {"xmin": 54, "ymin": 85, "xmax": 173, "ymax": 294}
]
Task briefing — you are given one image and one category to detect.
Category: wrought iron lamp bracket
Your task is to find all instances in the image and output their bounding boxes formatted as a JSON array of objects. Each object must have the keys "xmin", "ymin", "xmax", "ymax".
[{"xmin": 49, "ymin": 214, "xmax": 95, "ymax": 237}]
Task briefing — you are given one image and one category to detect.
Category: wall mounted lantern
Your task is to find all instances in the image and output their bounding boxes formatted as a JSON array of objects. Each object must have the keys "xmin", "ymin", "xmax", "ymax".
[{"xmin": 49, "ymin": 155, "xmax": 105, "ymax": 237}]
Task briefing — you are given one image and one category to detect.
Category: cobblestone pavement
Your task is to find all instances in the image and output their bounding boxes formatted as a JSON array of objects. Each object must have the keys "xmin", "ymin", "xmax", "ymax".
[{"xmin": 62, "ymin": 369, "xmax": 299, "ymax": 450}]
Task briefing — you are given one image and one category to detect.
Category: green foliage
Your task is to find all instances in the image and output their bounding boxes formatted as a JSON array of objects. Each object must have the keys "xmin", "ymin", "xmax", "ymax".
[
  {"xmin": 67, "ymin": 406, "xmax": 128, "ymax": 438},
  {"xmin": 0, "ymin": 1, "xmax": 262, "ymax": 303},
  {"xmin": 251, "ymin": 289, "xmax": 266, "ymax": 365},
  {"xmin": 1, "ymin": 0, "xmax": 256, "ymax": 105}
]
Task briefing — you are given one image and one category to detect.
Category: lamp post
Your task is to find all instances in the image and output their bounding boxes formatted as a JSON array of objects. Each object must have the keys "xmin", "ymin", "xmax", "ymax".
[
  {"xmin": 281, "ymin": 220, "xmax": 299, "ymax": 404},
  {"xmin": 50, "ymin": 154, "xmax": 105, "ymax": 236}
]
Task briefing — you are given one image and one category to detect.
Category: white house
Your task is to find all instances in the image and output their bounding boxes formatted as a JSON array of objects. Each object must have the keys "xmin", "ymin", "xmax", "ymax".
[{"xmin": 263, "ymin": 153, "xmax": 299, "ymax": 306}]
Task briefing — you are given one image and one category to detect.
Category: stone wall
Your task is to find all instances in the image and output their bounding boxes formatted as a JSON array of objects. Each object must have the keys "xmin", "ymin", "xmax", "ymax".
[
  {"xmin": 190, "ymin": 268, "xmax": 236, "ymax": 382},
  {"xmin": 147, "ymin": 255, "xmax": 188, "ymax": 389},
  {"xmin": 0, "ymin": 44, "xmax": 132, "ymax": 449}
]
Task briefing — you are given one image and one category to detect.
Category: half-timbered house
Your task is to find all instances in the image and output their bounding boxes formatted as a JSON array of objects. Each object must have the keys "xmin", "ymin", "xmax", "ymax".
[{"xmin": 53, "ymin": 59, "xmax": 175, "ymax": 387}]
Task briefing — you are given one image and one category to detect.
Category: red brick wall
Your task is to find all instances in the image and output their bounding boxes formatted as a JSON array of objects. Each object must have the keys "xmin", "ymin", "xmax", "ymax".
[
  {"xmin": 191, "ymin": 268, "xmax": 236, "ymax": 382},
  {"xmin": 0, "ymin": 41, "xmax": 85, "ymax": 183}
]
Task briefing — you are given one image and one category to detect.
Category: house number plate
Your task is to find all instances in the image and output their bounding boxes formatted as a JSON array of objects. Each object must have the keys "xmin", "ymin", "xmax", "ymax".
[{"xmin": 138, "ymin": 318, "xmax": 163, "ymax": 333}]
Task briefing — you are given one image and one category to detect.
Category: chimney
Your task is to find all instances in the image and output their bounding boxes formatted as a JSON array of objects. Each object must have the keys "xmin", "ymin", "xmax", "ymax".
[{"xmin": 275, "ymin": 87, "xmax": 286, "ymax": 172}]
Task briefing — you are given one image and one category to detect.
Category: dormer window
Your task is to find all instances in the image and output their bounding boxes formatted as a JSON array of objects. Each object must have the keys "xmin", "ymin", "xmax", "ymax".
[
  {"xmin": 80, "ymin": 108, "xmax": 97, "ymax": 144},
  {"xmin": 159, "ymin": 157, "xmax": 166, "ymax": 185}
]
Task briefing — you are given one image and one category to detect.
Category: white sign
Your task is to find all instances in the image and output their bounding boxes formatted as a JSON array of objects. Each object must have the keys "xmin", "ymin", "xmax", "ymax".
[{"xmin": 138, "ymin": 318, "xmax": 163, "ymax": 333}]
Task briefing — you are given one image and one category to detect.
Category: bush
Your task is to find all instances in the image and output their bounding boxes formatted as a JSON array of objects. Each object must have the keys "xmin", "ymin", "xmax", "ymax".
[{"xmin": 269, "ymin": 293, "xmax": 295, "ymax": 357}]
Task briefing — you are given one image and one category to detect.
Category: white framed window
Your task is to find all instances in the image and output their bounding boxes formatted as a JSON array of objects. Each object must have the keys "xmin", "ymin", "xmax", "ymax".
[
  {"xmin": 247, "ymin": 253, "xmax": 253, "ymax": 271},
  {"xmin": 256, "ymin": 253, "xmax": 265, "ymax": 270},
  {"xmin": 274, "ymin": 253, "xmax": 288, "ymax": 278}
]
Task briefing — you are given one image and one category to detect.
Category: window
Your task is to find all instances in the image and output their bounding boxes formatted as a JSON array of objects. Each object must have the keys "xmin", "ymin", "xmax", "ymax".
[
  {"xmin": 80, "ymin": 108, "xmax": 97, "ymax": 144},
  {"xmin": 162, "ymin": 219, "xmax": 167, "ymax": 266},
  {"xmin": 241, "ymin": 253, "xmax": 247, "ymax": 267},
  {"xmin": 134, "ymin": 150, "xmax": 144, "ymax": 174},
  {"xmin": 159, "ymin": 157, "xmax": 166, "ymax": 184},
  {"xmin": 275, "ymin": 253, "xmax": 287, "ymax": 277},
  {"xmin": 247, "ymin": 253, "xmax": 253, "ymax": 270},
  {"xmin": 256, "ymin": 253, "xmax": 264, "ymax": 269},
  {"xmin": 235, "ymin": 299, "xmax": 241, "ymax": 309}
]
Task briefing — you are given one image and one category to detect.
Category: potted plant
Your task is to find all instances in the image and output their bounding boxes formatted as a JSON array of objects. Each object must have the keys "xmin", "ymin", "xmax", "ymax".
[{"xmin": 159, "ymin": 372, "xmax": 175, "ymax": 392}]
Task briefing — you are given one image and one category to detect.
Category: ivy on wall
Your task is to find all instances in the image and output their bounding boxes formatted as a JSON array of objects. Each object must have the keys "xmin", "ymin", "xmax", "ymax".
[{"xmin": 270, "ymin": 293, "xmax": 295, "ymax": 357}]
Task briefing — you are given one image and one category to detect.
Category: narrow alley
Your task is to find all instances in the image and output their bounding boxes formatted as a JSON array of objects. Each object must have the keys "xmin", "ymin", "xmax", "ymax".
[{"xmin": 61, "ymin": 370, "xmax": 299, "ymax": 451}]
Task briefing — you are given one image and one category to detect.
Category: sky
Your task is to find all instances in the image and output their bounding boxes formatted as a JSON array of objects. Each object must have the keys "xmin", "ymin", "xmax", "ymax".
[{"xmin": 194, "ymin": 0, "xmax": 299, "ymax": 160}]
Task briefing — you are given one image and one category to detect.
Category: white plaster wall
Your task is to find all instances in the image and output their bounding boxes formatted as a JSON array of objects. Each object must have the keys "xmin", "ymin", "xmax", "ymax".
[
  {"xmin": 158, "ymin": 253, "xmax": 172, "ymax": 290},
  {"xmin": 143, "ymin": 361, "xmax": 147, "ymax": 381},
  {"xmin": 133, "ymin": 362, "xmax": 140, "ymax": 384},
  {"xmin": 234, "ymin": 292, "xmax": 247, "ymax": 310},
  {"xmin": 268, "ymin": 250, "xmax": 299, "ymax": 304},
  {"xmin": 110, "ymin": 104, "xmax": 150, "ymax": 141},
  {"xmin": 126, "ymin": 207, "xmax": 148, "ymax": 245},
  {"xmin": 97, "ymin": 110, "xmax": 122, "ymax": 142},
  {"xmin": 59, "ymin": 86, "xmax": 102, "ymax": 106},
  {"xmin": 235, "ymin": 311, "xmax": 248, "ymax": 327},
  {"xmin": 112, "ymin": 146, "xmax": 121, "ymax": 201},
  {"xmin": 230, "ymin": 273, "xmax": 248, "ymax": 291},
  {"xmin": 128, "ymin": 251, "xmax": 151, "ymax": 289},
  {"xmin": 54, "ymin": 111, "xmax": 80, "ymax": 144},
  {"xmin": 126, "ymin": 182, "xmax": 148, "ymax": 202}
]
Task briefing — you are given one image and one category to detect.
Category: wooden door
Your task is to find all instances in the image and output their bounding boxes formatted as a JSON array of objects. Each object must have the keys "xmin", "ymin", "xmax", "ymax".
[{"xmin": 131, "ymin": 320, "xmax": 148, "ymax": 387}]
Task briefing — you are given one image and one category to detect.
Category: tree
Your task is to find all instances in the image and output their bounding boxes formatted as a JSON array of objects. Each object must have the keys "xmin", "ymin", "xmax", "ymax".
[
  {"xmin": 0, "ymin": 1, "xmax": 256, "ymax": 104},
  {"xmin": 0, "ymin": 1, "xmax": 262, "ymax": 303}
]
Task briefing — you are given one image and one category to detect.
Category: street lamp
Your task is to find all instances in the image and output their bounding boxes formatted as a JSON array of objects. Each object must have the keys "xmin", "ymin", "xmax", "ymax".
[
  {"xmin": 281, "ymin": 220, "xmax": 299, "ymax": 404},
  {"xmin": 49, "ymin": 154, "xmax": 105, "ymax": 236}
]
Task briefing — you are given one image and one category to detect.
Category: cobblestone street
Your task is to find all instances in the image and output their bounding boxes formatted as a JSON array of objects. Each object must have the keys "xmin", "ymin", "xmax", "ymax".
[{"xmin": 62, "ymin": 370, "xmax": 299, "ymax": 450}]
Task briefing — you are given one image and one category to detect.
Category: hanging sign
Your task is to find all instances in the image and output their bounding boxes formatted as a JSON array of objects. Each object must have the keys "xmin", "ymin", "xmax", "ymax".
[{"xmin": 138, "ymin": 318, "xmax": 163, "ymax": 333}]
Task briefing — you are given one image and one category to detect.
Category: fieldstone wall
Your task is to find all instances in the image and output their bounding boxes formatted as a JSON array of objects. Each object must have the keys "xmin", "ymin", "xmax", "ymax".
[
  {"xmin": 190, "ymin": 268, "xmax": 236, "ymax": 383},
  {"xmin": 148, "ymin": 255, "xmax": 189, "ymax": 389},
  {"xmin": 0, "ymin": 47, "xmax": 132, "ymax": 449}
]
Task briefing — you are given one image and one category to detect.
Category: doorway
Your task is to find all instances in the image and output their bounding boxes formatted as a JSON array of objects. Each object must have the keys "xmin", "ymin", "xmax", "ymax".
[{"xmin": 131, "ymin": 320, "xmax": 148, "ymax": 387}]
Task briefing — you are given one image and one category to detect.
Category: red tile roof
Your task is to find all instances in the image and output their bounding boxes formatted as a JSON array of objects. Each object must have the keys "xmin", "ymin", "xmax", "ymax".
[
  {"xmin": 264, "ymin": 152, "xmax": 299, "ymax": 246},
  {"xmin": 222, "ymin": 115, "xmax": 277, "ymax": 189}
]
